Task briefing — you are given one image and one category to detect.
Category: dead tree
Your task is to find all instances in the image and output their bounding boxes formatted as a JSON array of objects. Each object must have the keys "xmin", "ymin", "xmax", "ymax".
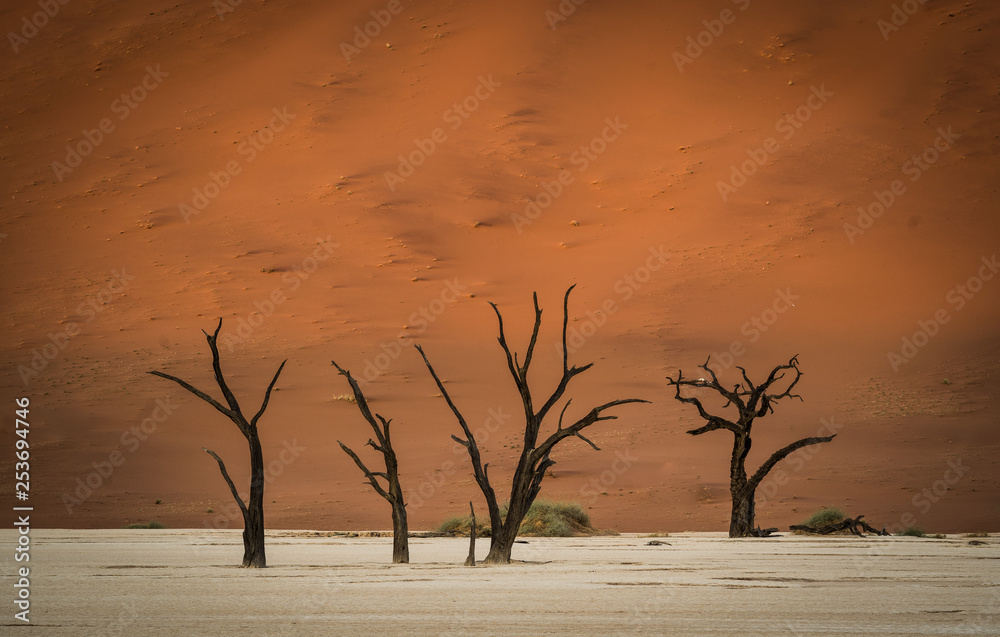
[
  {"xmin": 666, "ymin": 356, "xmax": 835, "ymax": 538},
  {"xmin": 465, "ymin": 501, "xmax": 477, "ymax": 566},
  {"xmin": 332, "ymin": 360, "xmax": 409, "ymax": 563},
  {"xmin": 417, "ymin": 285, "xmax": 647, "ymax": 564},
  {"xmin": 149, "ymin": 319, "xmax": 285, "ymax": 568}
]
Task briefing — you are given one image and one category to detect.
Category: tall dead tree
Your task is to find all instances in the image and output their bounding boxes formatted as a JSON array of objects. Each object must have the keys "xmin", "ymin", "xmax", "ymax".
[
  {"xmin": 666, "ymin": 356, "xmax": 835, "ymax": 538},
  {"xmin": 332, "ymin": 360, "xmax": 409, "ymax": 564},
  {"xmin": 417, "ymin": 285, "xmax": 647, "ymax": 564},
  {"xmin": 149, "ymin": 319, "xmax": 285, "ymax": 568}
]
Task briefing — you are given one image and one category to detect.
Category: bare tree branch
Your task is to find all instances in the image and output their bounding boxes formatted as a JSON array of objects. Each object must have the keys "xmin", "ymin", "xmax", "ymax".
[
  {"xmin": 204, "ymin": 319, "xmax": 248, "ymax": 429},
  {"xmin": 250, "ymin": 359, "xmax": 287, "ymax": 431},
  {"xmin": 203, "ymin": 447, "xmax": 248, "ymax": 521},
  {"xmin": 747, "ymin": 434, "xmax": 837, "ymax": 491},
  {"xmin": 686, "ymin": 419, "xmax": 738, "ymax": 436},
  {"xmin": 573, "ymin": 430, "xmax": 600, "ymax": 451},
  {"xmin": 338, "ymin": 440, "xmax": 391, "ymax": 500},
  {"xmin": 533, "ymin": 398, "xmax": 648, "ymax": 463},
  {"xmin": 666, "ymin": 370, "xmax": 741, "ymax": 434},
  {"xmin": 698, "ymin": 357, "xmax": 742, "ymax": 408},
  {"xmin": 490, "ymin": 301, "xmax": 525, "ymax": 389},
  {"xmin": 331, "ymin": 361, "xmax": 387, "ymax": 447},
  {"xmin": 415, "ymin": 344, "xmax": 501, "ymax": 531},
  {"xmin": 735, "ymin": 366, "xmax": 756, "ymax": 393},
  {"xmin": 758, "ymin": 355, "xmax": 803, "ymax": 402},
  {"xmin": 148, "ymin": 371, "xmax": 235, "ymax": 423},
  {"xmin": 522, "ymin": 292, "xmax": 543, "ymax": 375}
]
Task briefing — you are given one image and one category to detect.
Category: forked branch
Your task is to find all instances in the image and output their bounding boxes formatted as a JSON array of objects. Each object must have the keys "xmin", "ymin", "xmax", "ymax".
[
  {"xmin": 338, "ymin": 440, "xmax": 391, "ymax": 500},
  {"xmin": 148, "ymin": 318, "xmax": 286, "ymax": 439}
]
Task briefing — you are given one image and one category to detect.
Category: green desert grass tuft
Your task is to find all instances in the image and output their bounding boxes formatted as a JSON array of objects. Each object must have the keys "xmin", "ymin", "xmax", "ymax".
[
  {"xmin": 519, "ymin": 500, "xmax": 600, "ymax": 537},
  {"xmin": 125, "ymin": 520, "xmax": 165, "ymax": 529},
  {"xmin": 801, "ymin": 507, "xmax": 846, "ymax": 527},
  {"xmin": 437, "ymin": 514, "xmax": 491, "ymax": 537},
  {"xmin": 437, "ymin": 499, "xmax": 610, "ymax": 537}
]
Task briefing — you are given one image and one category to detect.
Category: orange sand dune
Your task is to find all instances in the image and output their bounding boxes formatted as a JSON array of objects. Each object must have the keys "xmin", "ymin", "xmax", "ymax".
[{"xmin": 1, "ymin": 0, "xmax": 998, "ymax": 534}]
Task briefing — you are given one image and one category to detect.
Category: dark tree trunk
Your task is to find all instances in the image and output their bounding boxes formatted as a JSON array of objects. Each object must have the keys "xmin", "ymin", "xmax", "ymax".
[
  {"xmin": 390, "ymin": 489, "xmax": 409, "ymax": 564},
  {"xmin": 244, "ymin": 434, "xmax": 267, "ymax": 568},
  {"xmin": 484, "ymin": 498, "xmax": 525, "ymax": 565},
  {"xmin": 728, "ymin": 432, "xmax": 754, "ymax": 538},
  {"xmin": 417, "ymin": 286, "xmax": 647, "ymax": 566},
  {"xmin": 483, "ymin": 468, "xmax": 532, "ymax": 564},
  {"xmin": 150, "ymin": 319, "xmax": 285, "ymax": 569},
  {"xmin": 333, "ymin": 361, "xmax": 410, "ymax": 564},
  {"xmin": 729, "ymin": 484, "xmax": 755, "ymax": 538},
  {"xmin": 484, "ymin": 525, "xmax": 519, "ymax": 564},
  {"xmin": 667, "ymin": 356, "xmax": 836, "ymax": 539}
]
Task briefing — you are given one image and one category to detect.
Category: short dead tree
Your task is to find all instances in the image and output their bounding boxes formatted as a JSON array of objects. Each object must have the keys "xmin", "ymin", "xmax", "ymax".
[
  {"xmin": 465, "ymin": 502, "xmax": 477, "ymax": 566},
  {"xmin": 666, "ymin": 356, "xmax": 835, "ymax": 538},
  {"xmin": 417, "ymin": 285, "xmax": 648, "ymax": 564},
  {"xmin": 149, "ymin": 319, "xmax": 285, "ymax": 568},
  {"xmin": 332, "ymin": 360, "xmax": 409, "ymax": 564}
]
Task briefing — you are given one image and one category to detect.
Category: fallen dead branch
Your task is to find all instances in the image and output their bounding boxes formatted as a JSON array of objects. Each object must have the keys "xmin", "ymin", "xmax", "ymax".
[{"xmin": 790, "ymin": 515, "xmax": 890, "ymax": 537}]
